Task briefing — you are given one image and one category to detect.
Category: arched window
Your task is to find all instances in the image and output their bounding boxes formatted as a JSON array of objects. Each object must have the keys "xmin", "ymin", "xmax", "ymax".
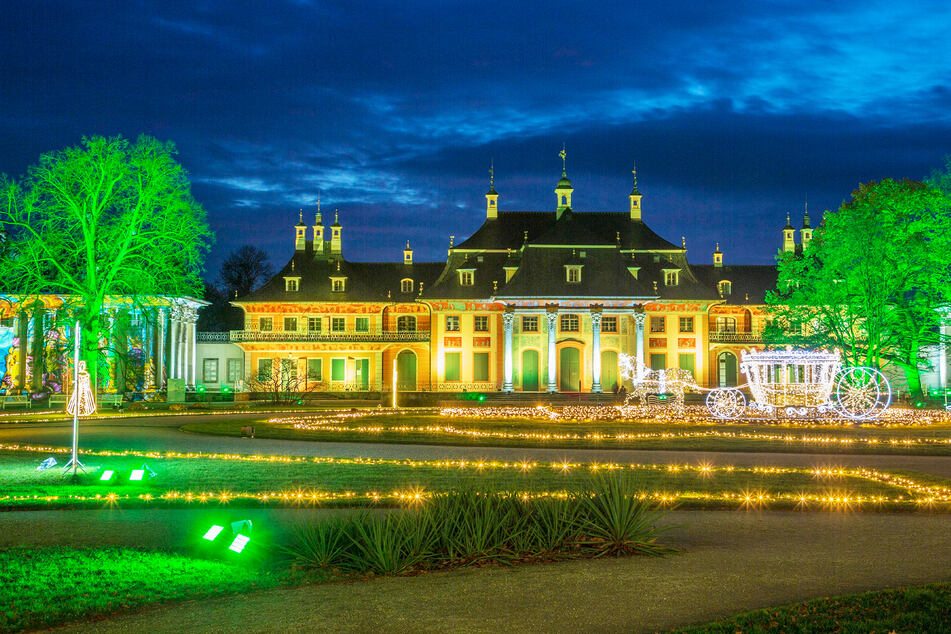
[
  {"xmin": 718, "ymin": 280, "xmax": 732, "ymax": 296},
  {"xmin": 401, "ymin": 278, "xmax": 413, "ymax": 293},
  {"xmin": 397, "ymin": 316, "xmax": 416, "ymax": 332}
]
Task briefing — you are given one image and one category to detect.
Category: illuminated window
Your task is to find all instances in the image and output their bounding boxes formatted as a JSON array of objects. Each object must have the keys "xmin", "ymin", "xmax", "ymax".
[
  {"xmin": 718, "ymin": 280, "xmax": 732, "ymax": 296},
  {"xmin": 445, "ymin": 352, "xmax": 461, "ymax": 381},
  {"xmin": 401, "ymin": 279, "xmax": 414, "ymax": 293},
  {"xmin": 307, "ymin": 317, "xmax": 322, "ymax": 332},
  {"xmin": 459, "ymin": 270, "xmax": 474, "ymax": 286},
  {"xmin": 285, "ymin": 278, "xmax": 299, "ymax": 292},
  {"xmin": 331, "ymin": 277, "xmax": 346, "ymax": 292},
  {"xmin": 664, "ymin": 270, "xmax": 679, "ymax": 286},
  {"xmin": 307, "ymin": 358, "xmax": 322, "ymax": 381},
  {"xmin": 397, "ymin": 316, "xmax": 416, "ymax": 332},
  {"xmin": 560, "ymin": 314, "xmax": 579, "ymax": 332},
  {"xmin": 565, "ymin": 265, "xmax": 582, "ymax": 283},
  {"xmin": 259, "ymin": 317, "xmax": 273, "ymax": 332},
  {"xmin": 602, "ymin": 316, "xmax": 618, "ymax": 333},
  {"xmin": 202, "ymin": 359, "xmax": 218, "ymax": 383},
  {"xmin": 522, "ymin": 316, "xmax": 538, "ymax": 332},
  {"xmin": 227, "ymin": 359, "xmax": 242, "ymax": 382},
  {"xmin": 445, "ymin": 315, "xmax": 460, "ymax": 331},
  {"xmin": 474, "ymin": 315, "xmax": 489, "ymax": 332},
  {"xmin": 679, "ymin": 317, "xmax": 694, "ymax": 333},
  {"xmin": 649, "ymin": 316, "xmax": 665, "ymax": 333},
  {"xmin": 284, "ymin": 317, "xmax": 298, "ymax": 332},
  {"xmin": 331, "ymin": 317, "xmax": 345, "ymax": 332},
  {"xmin": 473, "ymin": 352, "xmax": 489, "ymax": 381},
  {"xmin": 715, "ymin": 316, "xmax": 736, "ymax": 333},
  {"xmin": 355, "ymin": 317, "xmax": 369, "ymax": 332},
  {"xmin": 257, "ymin": 358, "xmax": 272, "ymax": 380}
]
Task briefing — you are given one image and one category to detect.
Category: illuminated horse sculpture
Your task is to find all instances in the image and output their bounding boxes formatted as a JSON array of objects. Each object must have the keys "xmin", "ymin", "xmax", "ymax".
[{"xmin": 618, "ymin": 353, "xmax": 701, "ymax": 412}]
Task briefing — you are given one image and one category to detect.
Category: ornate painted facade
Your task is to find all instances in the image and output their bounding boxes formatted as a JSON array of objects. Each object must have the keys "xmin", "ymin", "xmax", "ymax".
[{"xmin": 232, "ymin": 165, "xmax": 785, "ymax": 393}]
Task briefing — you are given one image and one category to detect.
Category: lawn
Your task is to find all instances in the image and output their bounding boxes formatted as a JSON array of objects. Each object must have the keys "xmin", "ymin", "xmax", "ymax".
[
  {"xmin": 0, "ymin": 446, "xmax": 945, "ymax": 510},
  {"xmin": 678, "ymin": 582, "xmax": 951, "ymax": 632},
  {"xmin": 181, "ymin": 410, "xmax": 951, "ymax": 456},
  {"xmin": 0, "ymin": 546, "xmax": 290, "ymax": 632}
]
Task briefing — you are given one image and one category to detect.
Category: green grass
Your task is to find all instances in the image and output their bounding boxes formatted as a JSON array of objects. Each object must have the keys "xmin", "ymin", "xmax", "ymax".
[
  {"xmin": 181, "ymin": 414, "xmax": 951, "ymax": 456},
  {"xmin": 677, "ymin": 582, "xmax": 951, "ymax": 632},
  {"xmin": 0, "ymin": 546, "xmax": 288, "ymax": 632},
  {"xmin": 0, "ymin": 448, "xmax": 934, "ymax": 510}
]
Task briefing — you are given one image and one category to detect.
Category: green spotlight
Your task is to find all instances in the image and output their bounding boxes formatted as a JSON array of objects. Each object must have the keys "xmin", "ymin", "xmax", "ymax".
[
  {"xmin": 221, "ymin": 385, "xmax": 231, "ymax": 394},
  {"xmin": 228, "ymin": 534, "xmax": 251, "ymax": 553},
  {"xmin": 100, "ymin": 470, "xmax": 115, "ymax": 481},
  {"xmin": 129, "ymin": 469, "xmax": 145, "ymax": 481},
  {"xmin": 197, "ymin": 384, "xmax": 206, "ymax": 393},
  {"xmin": 202, "ymin": 525, "xmax": 224, "ymax": 541}
]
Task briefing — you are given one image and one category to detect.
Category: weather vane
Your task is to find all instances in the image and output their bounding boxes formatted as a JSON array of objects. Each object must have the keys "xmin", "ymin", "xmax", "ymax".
[
  {"xmin": 558, "ymin": 144, "xmax": 567, "ymax": 175},
  {"xmin": 489, "ymin": 158, "xmax": 494, "ymax": 188}
]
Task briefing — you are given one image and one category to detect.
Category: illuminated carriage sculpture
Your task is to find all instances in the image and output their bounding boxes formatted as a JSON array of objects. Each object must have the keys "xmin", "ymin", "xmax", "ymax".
[{"xmin": 621, "ymin": 348, "xmax": 892, "ymax": 421}]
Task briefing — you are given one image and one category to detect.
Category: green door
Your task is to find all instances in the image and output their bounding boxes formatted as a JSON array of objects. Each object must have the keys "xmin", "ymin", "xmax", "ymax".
[
  {"xmin": 521, "ymin": 349, "xmax": 539, "ymax": 391},
  {"xmin": 718, "ymin": 352, "xmax": 737, "ymax": 387},
  {"xmin": 356, "ymin": 358, "xmax": 369, "ymax": 390},
  {"xmin": 601, "ymin": 350, "xmax": 619, "ymax": 392},
  {"xmin": 559, "ymin": 347, "xmax": 580, "ymax": 392},
  {"xmin": 397, "ymin": 350, "xmax": 417, "ymax": 390}
]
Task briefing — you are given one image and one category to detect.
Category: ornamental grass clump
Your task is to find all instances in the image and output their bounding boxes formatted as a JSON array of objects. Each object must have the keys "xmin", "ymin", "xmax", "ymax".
[
  {"xmin": 281, "ymin": 518, "xmax": 350, "ymax": 569},
  {"xmin": 576, "ymin": 472, "xmax": 674, "ymax": 557},
  {"xmin": 345, "ymin": 512, "xmax": 433, "ymax": 575}
]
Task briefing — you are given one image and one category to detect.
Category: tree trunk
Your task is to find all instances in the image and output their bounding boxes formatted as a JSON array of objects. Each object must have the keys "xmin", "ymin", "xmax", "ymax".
[
  {"xmin": 80, "ymin": 311, "xmax": 102, "ymax": 399},
  {"xmin": 902, "ymin": 337, "xmax": 924, "ymax": 400}
]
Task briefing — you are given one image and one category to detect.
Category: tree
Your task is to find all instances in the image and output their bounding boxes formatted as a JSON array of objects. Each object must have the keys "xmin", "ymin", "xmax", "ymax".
[
  {"xmin": 0, "ymin": 135, "xmax": 212, "ymax": 390},
  {"xmin": 220, "ymin": 245, "xmax": 273, "ymax": 299},
  {"xmin": 766, "ymin": 178, "xmax": 951, "ymax": 398}
]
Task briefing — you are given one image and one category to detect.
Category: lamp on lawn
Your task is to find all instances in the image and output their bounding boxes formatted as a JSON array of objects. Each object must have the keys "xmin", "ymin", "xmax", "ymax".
[{"xmin": 64, "ymin": 321, "xmax": 96, "ymax": 477}]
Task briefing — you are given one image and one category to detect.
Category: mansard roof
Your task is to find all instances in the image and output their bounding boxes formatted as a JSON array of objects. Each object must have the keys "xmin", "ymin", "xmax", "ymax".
[
  {"xmin": 692, "ymin": 264, "xmax": 779, "ymax": 305},
  {"xmin": 454, "ymin": 210, "xmax": 680, "ymax": 251}
]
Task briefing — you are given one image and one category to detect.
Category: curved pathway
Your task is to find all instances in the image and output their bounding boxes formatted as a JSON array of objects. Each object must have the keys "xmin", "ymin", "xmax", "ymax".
[
  {"xmin": 58, "ymin": 510, "xmax": 951, "ymax": 633},
  {"xmin": 4, "ymin": 417, "xmax": 951, "ymax": 479}
]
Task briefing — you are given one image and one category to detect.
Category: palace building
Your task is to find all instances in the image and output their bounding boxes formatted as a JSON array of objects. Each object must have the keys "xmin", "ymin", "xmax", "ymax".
[{"xmin": 229, "ymin": 162, "xmax": 787, "ymax": 394}]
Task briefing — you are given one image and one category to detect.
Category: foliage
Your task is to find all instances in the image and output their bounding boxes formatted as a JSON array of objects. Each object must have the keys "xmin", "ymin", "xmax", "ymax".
[
  {"xmin": 577, "ymin": 472, "xmax": 673, "ymax": 557},
  {"xmin": 281, "ymin": 518, "xmax": 350, "ymax": 568},
  {"xmin": 766, "ymin": 178, "xmax": 951, "ymax": 397},
  {"xmin": 0, "ymin": 546, "xmax": 280, "ymax": 632},
  {"xmin": 220, "ymin": 245, "xmax": 274, "ymax": 299},
  {"xmin": 345, "ymin": 512, "xmax": 432, "ymax": 574},
  {"xmin": 677, "ymin": 582, "xmax": 951, "ymax": 633},
  {"xmin": 0, "ymin": 135, "xmax": 212, "ymax": 388}
]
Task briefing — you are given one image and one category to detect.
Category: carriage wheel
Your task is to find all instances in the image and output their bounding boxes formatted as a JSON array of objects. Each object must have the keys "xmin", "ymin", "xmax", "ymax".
[
  {"xmin": 706, "ymin": 388, "xmax": 746, "ymax": 419},
  {"xmin": 833, "ymin": 367, "xmax": 891, "ymax": 420}
]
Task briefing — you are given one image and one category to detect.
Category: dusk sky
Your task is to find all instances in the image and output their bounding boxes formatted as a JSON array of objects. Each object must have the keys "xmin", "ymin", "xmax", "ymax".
[{"xmin": 3, "ymin": 1, "xmax": 951, "ymax": 277}]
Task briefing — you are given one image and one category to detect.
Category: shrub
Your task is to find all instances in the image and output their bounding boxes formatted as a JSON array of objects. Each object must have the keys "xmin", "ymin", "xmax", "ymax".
[
  {"xmin": 346, "ymin": 513, "xmax": 431, "ymax": 575},
  {"xmin": 280, "ymin": 519, "xmax": 350, "ymax": 569},
  {"xmin": 527, "ymin": 496, "xmax": 582, "ymax": 554},
  {"xmin": 576, "ymin": 472, "xmax": 673, "ymax": 558},
  {"xmin": 189, "ymin": 402, "xmax": 211, "ymax": 410},
  {"xmin": 127, "ymin": 402, "xmax": 148, "ymax": 412},
  {"xmin": 168, "ymin": 403, "xmax": 186, "ymax": 412}
]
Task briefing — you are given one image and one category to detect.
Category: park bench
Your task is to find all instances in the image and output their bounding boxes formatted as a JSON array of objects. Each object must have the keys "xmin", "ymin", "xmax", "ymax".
[
  {"xmin": 1, "ymin": 394, "xmax": 31, "ymax": 409},
  {"xmin": 48, "ymin": 394, "xmax": 69, "ymax": 409},
  {"xmin": 97, "ymin": 393, "xmax": 124, "ymax": 409}
]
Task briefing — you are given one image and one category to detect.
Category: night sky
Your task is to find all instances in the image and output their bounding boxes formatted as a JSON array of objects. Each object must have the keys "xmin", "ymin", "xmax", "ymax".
[{"xmin": 3, "ymin": 1, "xmax": 950, "ymax": 277}]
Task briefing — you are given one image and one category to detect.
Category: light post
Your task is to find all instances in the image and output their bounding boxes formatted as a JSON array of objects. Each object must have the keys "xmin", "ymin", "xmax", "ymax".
[{"xmin": 64, "ymin": 320, "xmax": 95, "ymax": 477}]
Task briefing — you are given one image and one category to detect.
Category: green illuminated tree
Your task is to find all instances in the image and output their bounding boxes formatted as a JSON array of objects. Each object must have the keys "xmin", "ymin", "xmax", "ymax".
[
  {"xmin": 766, "ymin": 178, "xmax": 951, "ymax": 398},
  {"xmin": 0, "ymin": 135, "xmax": 212, "ymax": 390}
]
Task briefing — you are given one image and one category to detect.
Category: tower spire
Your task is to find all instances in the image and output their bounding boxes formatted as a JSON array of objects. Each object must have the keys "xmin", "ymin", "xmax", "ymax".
[
  {"xmin": 559, "ymin": 144, "xmax": 567, "ymax": 177},
  {"xmin": 631, "ymin": 160, "xmax": 639, "ymax": 195},
  {"xmin": 628, "ymin": 159, "xmax": 643, "ymax": 220},
  {"xmin": 485, "ymin": 158, "xmax": 499, "ymax": 219}
]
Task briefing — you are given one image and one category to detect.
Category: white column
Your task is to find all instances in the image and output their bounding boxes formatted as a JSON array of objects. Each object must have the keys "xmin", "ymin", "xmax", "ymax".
[
  {"xmin": 156, "ymin": 309, "xmax": 166, "ymax": 388},
  {"xmin": 940, "ymin": 323, "xmax": 948, "ymax": 388},
  {"xmin": 694, "ymin": 311, "xmax": 704, "ymax": 386},
  {"xmin": 502, "ymin": 308, "xmax": 515, "ymax": 392},
  {"xmin": 168, "ymin": 315, "xmax": 179, "ymax": 379},
  {"xmin": 590, "ymin": 307, "xmax": 602, "ymax": 393},
  {"xmin": 189, "ymin": 315, "xmax": 197, "ymax": 387},
  {"xmin": 546, "ymin": 306, "xmax": 558, "ymax": 392},
  {"xmin": 634, "ymin": 310, "xmax": 646, "ymax": 380}
]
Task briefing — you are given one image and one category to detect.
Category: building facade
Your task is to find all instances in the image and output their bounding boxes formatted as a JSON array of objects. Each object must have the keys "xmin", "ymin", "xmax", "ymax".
[{"xmin": 230, "ymin": 166, "xmax": 784, "ymax": 393}]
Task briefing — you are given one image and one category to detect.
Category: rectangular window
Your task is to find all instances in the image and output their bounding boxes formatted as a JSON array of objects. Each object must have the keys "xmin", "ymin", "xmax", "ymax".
[
  {"xmin": 397, "ymin": 316, "xmax": 416, "ymax": 332},
  {"xmin": 227, "ymin": 359, "xmax": 242, "ymax": 383},
  {"xmin": 308, "ymin": 317, "xmax": 322, "ymax": 332},
  {"xmin": 257, "ymin": 358, "xmax": 273, "ymax": 380},
  {"xmin": 285, "ymin": 278, "xmax": 299, "ymax": 292},
  {"xmin": 679, "ymin": 317, "xmax": 694, "ymax": 333},
  {"xmin": 649, "ymin": 316, "xmax": 665, "ymax": 333},
  {"xmin": 307, "ymin": 358, "xmax": 322, "ymax": 382},
  {"xmin": 284, "ymin": 317, "xmax": 298, "ymax": 332},
  {"xmin": 559, "ymin": 314, "xmax": 579, "ymax": 332},
  {"xmin": 521, "ymin": 316, "xmax": 538, "ymax": 332},
  {"xmin": 679, "ymin": 353, "xmax": 695, "ymax": 378},
  {"xmin": 331, "ymin": 358, "xmax": 345, "ymax": 381},
  {"xmin": 259, "ymin": 317, "xmax": 273, "ymax": 332},
  {"xmin": 474, "ymin": 315, "xmax": 489, "ymax": 332},
  {"xmin": 665, "ymin": 271, "xmax": 679, "ymax": 286},
  {"xmin": 280, "ymin": 358, "xmax": 296, "ymax": 382},
  {"xmin": 650, "ymin": 354, "xmax": 666, "ymax": 371},
  {"xmin": 459, "ymin": 271, "xmax": 474, "ymax": 286},
  {"xmin": 473, "ymin": 352, "xmax": 489, "ymax": 381},
  {"xmin": 445, "ymin": 315, "xmax": 460, "ymax": 332},
  {"xmin": 601, "ymin": 316, "xmax": 618, "ymax": 333},
  {"xmin": 355, "ymin": 317, "xmax": 370, "ymax": 332},
  {"xmin": 202, "ymin": 359, "xmax": 218, "ymax": 383},
  {"xmin": 566, "ymin": 267, "xmax": 581, "ymax": 283},
  {"xmin": 445, "ymin": 352, "xmax": 461, "ymax": 381},
  {"xmin": 331, "ymin": 278, "xmax": 346, "ymax": 292},
  {"xmin": 331, "ymin": 317, "xmax": 345, "ymax": 332}
]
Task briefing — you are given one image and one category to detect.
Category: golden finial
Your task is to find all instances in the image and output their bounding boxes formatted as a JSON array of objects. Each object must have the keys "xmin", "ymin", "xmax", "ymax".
[
  {"xmin": 291, "ymin": 260, "xmax": 295, "ymax": 271},
  {"xmin": 716, "ymin": 241, "xmax": 720, "ymax": 251},
  {"xmin": 299, "ymin": 209, "xmax": 303, "ymax": 223},
  {"xmin": 787, "ymin": 213, "xmax": 791, "ymax": 225},
  {"xmin": 315, "ymin": 192, "xmax": 322, "ymax": 223},
  {"xmin": 493, "ymin": 280, "xmax": 498, "ymax": 293},
  {"xmin": 335, "ymin": 209, "xmax": 339, "ymax": 224},
  {"xmin": 616, "ymin": 231, "xmax": 620, "ymax": 242},
  {"xmin": 558, "ymin": 144, "xmax": 567, "ymax": 176},
  {"xmin": 336, "ymin": 260, "xmax": 340, "ymax": 271},
  {"xmin": 449, "ymin": 235, "xmax": 454, "ymax": 248},
  {"xmin": 681, "ymin": 236, "xmax": 686, "ymax": 249},
  {"xmin": 489, "ymin": 159, "xmax": 494, "ymax": 188},
  {"xmin": 406, "ymin": 240, "xmax": 410, "ymax": 249},
  {"xmin": 387, "ymin": 290, "xmax": 391, "ymax": 299},
  {"xmin": 523, "ymin": 230, "xmax": 528, "ymax": 242}
]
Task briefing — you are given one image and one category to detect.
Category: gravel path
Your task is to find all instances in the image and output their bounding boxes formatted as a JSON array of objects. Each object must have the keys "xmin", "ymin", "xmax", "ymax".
[
  {"xmin": 52, "ymin": 510, "xmax": 951, "ymax": 633},
  {"xmin": 4, "ymin": 417, "xmax": 951, "ymax": 479}
]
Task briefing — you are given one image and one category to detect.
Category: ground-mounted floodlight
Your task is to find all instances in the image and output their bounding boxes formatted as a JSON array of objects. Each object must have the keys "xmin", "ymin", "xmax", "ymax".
[
  {"xmin": 202, "ymin": 525, "xmax": 225, "ymax": 541},
  {"xmin": 199, "ymin": 519, "xmax": 253, "ymax": 555},
  {"xmin": 36, "ymin": 457, "xmax": 57, "ymax": 471},
  {"xmin": 99, "ymin": 469, "xmax": 115, "ymax": 481},
  {"xmin": 128, "ymin": 463, "xmax": 158, "ymax": 481},
  {"xmin": 228, "ymin": 534, "xmax": 251, "ymax": 553}
]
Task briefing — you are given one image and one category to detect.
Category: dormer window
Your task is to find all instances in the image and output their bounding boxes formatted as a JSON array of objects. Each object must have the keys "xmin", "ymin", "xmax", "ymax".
[
  {"xmin": 718, "ymin": 280, "xmax": 732, "ymax": 296},
  {"xmin": 458, "ymin": 269, "xmax": 474, "ymax": 286},
  {"xmin": 663, "ymin": 269, "xmax": 680, "ymax": 287},
  {"xmin": 401, "ymin": 278, "xmax": 414, "ymax": 293},
  {"xmin": 627, "ymin": 266, "xmax": 640, "ymax": 280},
  {"xmin": 285, "ymin": 277, "xmax": 300, "ymax": 292},
  {"xmin": 330, "ymin": 276, "xmax": 347, "ymax": 292},
  {"xmin": 565, "ymin": 265, "xmax": 582, "ymax": 283}
]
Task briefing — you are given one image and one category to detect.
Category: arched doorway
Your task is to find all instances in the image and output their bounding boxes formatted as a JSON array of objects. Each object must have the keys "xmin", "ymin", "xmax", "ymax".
[
  {"xmin": 601, "ymin": 350, "xmax": 619, "ymax": 393},
  {"xmin": 521, "ymin": 349, "xmax": 539, "ymax": 391},
  {"xmin": 396, "ymin": 350, "xmax": 417, "ymax": 391},
  {"xmin": 560, "ymin": 347, "xmax": 581, "ymax": 392},
  {"xmin": 717, "ymin": 351, "xmax": 737, "ymax": 387}
]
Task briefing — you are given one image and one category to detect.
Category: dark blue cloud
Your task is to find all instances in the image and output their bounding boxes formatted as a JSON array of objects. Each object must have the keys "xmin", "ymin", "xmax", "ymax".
[{"xmin": 1, "ymin": 0, "xmax": 950, "ymax": 276}]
